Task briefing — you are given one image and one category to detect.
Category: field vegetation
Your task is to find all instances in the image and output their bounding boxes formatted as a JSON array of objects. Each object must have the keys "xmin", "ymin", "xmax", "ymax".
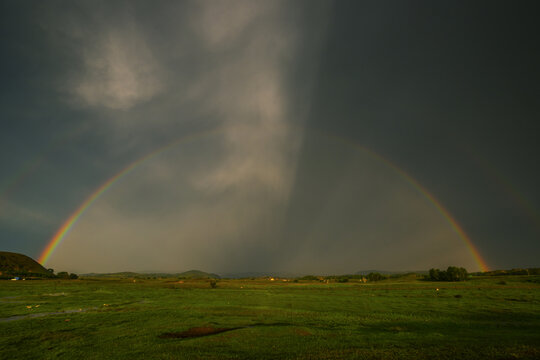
[{"xmin": 1, "ymin": 274, "xmax": 539, "ymax": 359}]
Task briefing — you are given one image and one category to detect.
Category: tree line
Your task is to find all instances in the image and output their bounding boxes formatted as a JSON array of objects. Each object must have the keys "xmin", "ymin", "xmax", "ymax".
[
  {"xmin": 427, "ymin": 266, "xmax": 468, "ymax": 281},
  {"xmin": 0, "ymin": 268, "xmax": 78, "ymax": 280}
]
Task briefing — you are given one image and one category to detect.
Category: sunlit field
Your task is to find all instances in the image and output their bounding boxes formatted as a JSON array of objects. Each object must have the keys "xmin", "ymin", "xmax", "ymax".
[{"xmin": 1, "ymin": 275, "xmax": 539, "ymax": 359}]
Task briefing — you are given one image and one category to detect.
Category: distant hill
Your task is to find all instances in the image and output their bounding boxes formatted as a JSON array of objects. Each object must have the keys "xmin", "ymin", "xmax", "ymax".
[
  {"xmin": 0, "ymin": 251, "xmax": 51, "ymax": 278},
  {"xmin": 355, "ymin": 270, "xmax": 428, "ymax": 276},
  {"xmin": 82, "ymin": 272, "xmax": 141, "ymax": 278},
  {"xmin": 178, "ymin": 270, "xmax": 220, "ymax": 279},
  {"xmin": 81, "ymin": 270, "xmax": 220, "ymax": 279},
  {"xmin": 355, "ymin": 270, "xmax": 398, "ymax": 275},
  {"xmin": 221, "ymin": 271, "xmax": 303, "ymax": 279}
]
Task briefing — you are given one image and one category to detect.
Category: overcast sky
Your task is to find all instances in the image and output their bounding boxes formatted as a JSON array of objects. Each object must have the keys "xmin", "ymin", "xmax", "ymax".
[{"xmin": 1, "ymin": 1, "xmax": 539, "ymax": 274}]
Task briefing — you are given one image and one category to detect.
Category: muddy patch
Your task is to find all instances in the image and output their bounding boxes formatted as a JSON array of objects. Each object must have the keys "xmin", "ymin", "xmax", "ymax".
[{"xmin": 294, "ymin": 328, "xmax": 312, "ymax": 336}]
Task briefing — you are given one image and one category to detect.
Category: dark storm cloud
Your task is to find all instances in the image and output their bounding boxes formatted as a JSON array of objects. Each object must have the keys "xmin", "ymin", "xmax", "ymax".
[
  {"xmin": 1, "ymin": 0, "xmax": 333, "ymax": 273},
  {"xmin": 303, "ymin": 0, "xmax": 540, "ymax": 268},
  {"xmin": 1, "ymin": 1, "xmax": 538, "ymax": 273}
]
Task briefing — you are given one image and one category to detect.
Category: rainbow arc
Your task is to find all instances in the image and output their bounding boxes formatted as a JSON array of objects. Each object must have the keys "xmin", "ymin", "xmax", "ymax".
[{"xmin": 38, "ymin": 128, "xmax": 489, "ymax": 272}]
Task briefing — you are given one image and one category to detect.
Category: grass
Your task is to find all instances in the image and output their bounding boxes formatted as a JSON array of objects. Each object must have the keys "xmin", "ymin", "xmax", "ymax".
[{"xmin": 1, "ymin": 276, "xmax": 539, "ymax": 359}]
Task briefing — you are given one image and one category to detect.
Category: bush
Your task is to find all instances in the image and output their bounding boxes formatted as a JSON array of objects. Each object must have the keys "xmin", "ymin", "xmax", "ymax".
[{"xmin": 209, "ymin": 280, "xmax": 217, "ymax": 288}]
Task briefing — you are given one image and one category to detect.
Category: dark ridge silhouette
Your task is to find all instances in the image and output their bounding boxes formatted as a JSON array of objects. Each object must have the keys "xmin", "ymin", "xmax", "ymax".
[{"xmin": 0, "ymin": 251, "xmax": 50, "ymax": 277}]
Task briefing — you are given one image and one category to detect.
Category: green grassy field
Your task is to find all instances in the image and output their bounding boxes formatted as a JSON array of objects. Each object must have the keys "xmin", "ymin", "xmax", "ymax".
[{"xmin": 1, "ymin": 275, "xmax": 539, "ymax": 359}]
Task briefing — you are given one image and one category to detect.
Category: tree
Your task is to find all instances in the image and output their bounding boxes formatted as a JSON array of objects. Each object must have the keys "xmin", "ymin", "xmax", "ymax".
[
  {"xmin": 429, "ymin": 268, "xmax": 440, "ymax": 281},
  {"xmin": 446, "ymin": 266, "xmax": 459, "ymax": 281},
  {"xmin": 446, "ymin": 266, "xmax": 468, "ymax": 281}
]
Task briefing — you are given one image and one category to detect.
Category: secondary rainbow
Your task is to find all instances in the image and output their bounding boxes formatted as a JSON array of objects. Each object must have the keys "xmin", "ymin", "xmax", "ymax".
[
  {"xmin": 39, "ymin": 128, "xmax": 490, "ymax": 272},
  {"xmin": 1, "ymin": 127, "xmax": 86, "ymax": 205},
  {"xmin": 467, "ymin": 149, "xmax": 540, "ymax": 236}
]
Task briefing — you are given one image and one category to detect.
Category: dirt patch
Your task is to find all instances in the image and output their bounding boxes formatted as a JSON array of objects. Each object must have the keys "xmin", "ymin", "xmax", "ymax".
[
  {"xmin": 159, "ymin": 326, "xmax": 241, "ymax": 339},
  {"xmin": 294, "ymin": 328, "xmax": 312, "ymax": 336}
]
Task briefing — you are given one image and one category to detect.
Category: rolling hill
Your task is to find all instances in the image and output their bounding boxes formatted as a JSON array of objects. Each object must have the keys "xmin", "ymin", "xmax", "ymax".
[
  {"xmin": 0, "ymin": 251, "xmax": 51, "ymax": 278},
  {"xmin": 178, "ymin": 270, "xmax": 220, "ymax": 279},
  {"xmin": 81, "ymin": 270, "xmax": 220, "ymax": 279}
]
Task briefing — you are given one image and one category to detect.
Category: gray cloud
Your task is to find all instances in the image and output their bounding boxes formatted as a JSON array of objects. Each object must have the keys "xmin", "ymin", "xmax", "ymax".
[
  {"xmin": 44, "ymin": 0, "xmax": 330, "ymax": 273},
  {"xmin": 73, "ymin": 26, "xmax": 163, "ymax": 110},
  {"xmin": 3, "ymin": 1, "xmax": 538, "ymax": 274}
]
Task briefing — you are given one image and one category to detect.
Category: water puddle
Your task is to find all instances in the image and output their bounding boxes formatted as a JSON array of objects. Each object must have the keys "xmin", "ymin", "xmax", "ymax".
[{"xmin": 0, "ymin": 308, "xmax": 94, "ymax": 323}]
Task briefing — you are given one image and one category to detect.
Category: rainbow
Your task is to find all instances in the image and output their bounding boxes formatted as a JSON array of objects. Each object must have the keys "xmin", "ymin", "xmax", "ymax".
[
  {"xmin": 38, "ymin": 127, "xmax": 489, "ymax": 272},
  {"xmin": 0, "ymin": 155, "xmax": 46, "ymax": 202},
  {"xmin": 38, "ymin": 128, "xmax": 220, "ymax": 265},
  {"xmin": 361, "ymin": 149, "xmax": 490, "ymax": 272}
]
